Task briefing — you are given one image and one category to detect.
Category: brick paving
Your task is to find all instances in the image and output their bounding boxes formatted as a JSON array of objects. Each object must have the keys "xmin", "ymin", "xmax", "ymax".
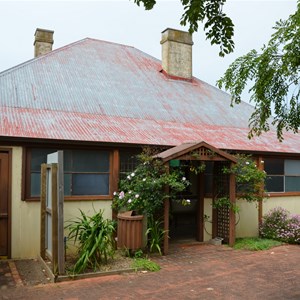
[{"xmin": 1, "ymin": 243, "xmax": 300, "ymax": 300}]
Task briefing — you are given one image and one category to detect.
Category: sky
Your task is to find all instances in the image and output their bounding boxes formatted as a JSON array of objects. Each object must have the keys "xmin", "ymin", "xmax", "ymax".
[{"xmin": 0, "ymin": 0, "xmax": 297, "ymax": 100}]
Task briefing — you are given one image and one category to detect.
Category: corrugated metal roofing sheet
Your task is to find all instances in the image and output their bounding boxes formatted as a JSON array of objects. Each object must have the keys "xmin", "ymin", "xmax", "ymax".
[{"xmin": 0, "ymin": 38, "xmax": 299, "ymax": 153}]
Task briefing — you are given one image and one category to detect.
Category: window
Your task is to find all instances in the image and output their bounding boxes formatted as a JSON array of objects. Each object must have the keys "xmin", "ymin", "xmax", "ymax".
[
  {"xmin": 64, "ymin": 150, "xmax": 110, "ymax": 196},
  {"xmin": 264, "ymin": 158, "xmax": 300, "ymax": 192},
  {"xmin": 26, "ymin": 148, "xmax": 111, "ymax": 199},
  {"xmin": 29, "ymin": 148, "xmax": 55, "ymax": 197},
  {"xmin": 119, "ymin": 151, "xmax": 139, "ymax": 179}
]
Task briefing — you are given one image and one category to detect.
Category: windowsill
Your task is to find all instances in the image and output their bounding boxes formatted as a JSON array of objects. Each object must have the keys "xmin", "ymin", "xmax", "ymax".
[
  {"xmin": 25, "ymin": 195, "xmax": 113, "ymax": 201},
  {"xmin": 266, "ymin": 192, "xmax": 300, "ymax": 197}
]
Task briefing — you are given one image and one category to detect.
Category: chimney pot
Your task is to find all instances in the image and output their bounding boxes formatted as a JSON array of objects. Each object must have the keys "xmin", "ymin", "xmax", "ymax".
[
  {"xmin": 34, "ymin": 28, "xmax": 54, "ymax": 58},
  {"xmin": 160, "ymin": 28, "xmax": 193, "ymax": 80}
]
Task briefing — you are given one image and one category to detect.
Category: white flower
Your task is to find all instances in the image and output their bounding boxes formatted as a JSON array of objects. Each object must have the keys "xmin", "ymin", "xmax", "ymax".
[
  {"xmin": 143, "ymin": 178, "xmax": 146, "ymax": 182},
  {"xmin": 261, "ymin": 160, "xmax": 264, "ymax": 164},
  {"xmin": 113, "ymin": 191, "xmax": 117, "ymax": 196},
  {"xmin": 127, "ymin": 175, "xmax": 131, "ymax": 180},
  {"xmin": 128, "ymin": 199, "xmax": 132, "ymax": 203},
  {"xmin": 182, "ymin": 177, "xmax": 186, "ymax": 181},
  {"xmin": 245, "ymin": 162, "xmax": 250, "ymax": 165},
  {"xmin": 131, "ymin": 172, "xmax": 135, "ymax": 177},
  {"xmin": 128, "ymin": 191, "xmax": 132, "ymax": 194},
  {"xmin": 135, "ymin": 194, "xmax": 139, "ymax": 198},
  {"xmin": 186, "ymin": 199, "xmax": 191, "ymax": 204}
]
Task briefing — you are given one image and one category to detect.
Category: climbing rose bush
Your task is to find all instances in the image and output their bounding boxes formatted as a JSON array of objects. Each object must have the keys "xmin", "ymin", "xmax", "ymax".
[
  {"xmin": 260, "ymin": 207, "xmax": 300, "ymax": 244},
  {"xmin": 112, "ymin": 149, "xmax": 190, "ymax": 218}
]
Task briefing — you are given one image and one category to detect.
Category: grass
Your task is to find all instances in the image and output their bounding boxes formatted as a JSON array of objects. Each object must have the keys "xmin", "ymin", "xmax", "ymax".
[
  {"xmin": 234, "ymin": 237, "xmax": 283, "ymax": 251},
  {"xmin": 132, "ymin": 258, "xmax": 161, "ymax": 272}
]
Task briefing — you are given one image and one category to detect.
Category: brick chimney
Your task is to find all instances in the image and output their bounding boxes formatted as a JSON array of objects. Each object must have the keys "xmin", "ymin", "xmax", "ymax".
[
  {"xmin": 34, "ymin": 28, "xmax": 54, "ymax": 58},
  {"xmin": 160, "ymin": 28, "xmax": 193, "ymax": 80}
]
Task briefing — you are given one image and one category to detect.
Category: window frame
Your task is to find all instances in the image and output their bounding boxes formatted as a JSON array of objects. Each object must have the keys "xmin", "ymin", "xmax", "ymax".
[
  {"xmin": 263, "ymin": 156, "xmax": 300, "ymax": 195},
  {"xmin": 24, "ymin": 146, "xmax": 114, "ymax": 201}
]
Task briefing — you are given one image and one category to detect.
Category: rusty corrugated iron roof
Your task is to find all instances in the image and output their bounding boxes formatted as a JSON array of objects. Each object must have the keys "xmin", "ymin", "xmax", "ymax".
[{"xmin": 0, "ymin": 38, "xmax": 299, "ymax": 153}]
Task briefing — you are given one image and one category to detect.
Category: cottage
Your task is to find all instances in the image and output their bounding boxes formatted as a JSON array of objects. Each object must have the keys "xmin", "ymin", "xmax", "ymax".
[{"xmin": 1, "ymin": 28, "xmax": 300, "ymax": 259}]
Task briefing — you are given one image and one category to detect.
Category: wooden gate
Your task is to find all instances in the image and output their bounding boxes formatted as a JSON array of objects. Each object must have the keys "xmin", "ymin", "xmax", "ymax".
[
  {"xmin": 0, "ymin": 151, "xmax": 10, "ymax": 258},
  {"xmin": 40, "ymin": 151, "xmax": 65, "ymax": 275}
]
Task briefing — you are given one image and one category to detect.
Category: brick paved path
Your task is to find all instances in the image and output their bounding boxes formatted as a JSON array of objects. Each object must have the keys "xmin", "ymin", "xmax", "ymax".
[{"xmin": 1, "ymin": 243, "xmax": 300, "ymax": 299}]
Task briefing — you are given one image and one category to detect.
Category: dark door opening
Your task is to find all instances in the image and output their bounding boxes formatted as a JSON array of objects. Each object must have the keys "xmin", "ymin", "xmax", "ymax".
[
  {"xmin": 0, "ymin": 152, "xmax": 10, "ymax": 258},
  {"xmin": 169, "ymin": 161, "xmax": 201, "ymax": 240}
]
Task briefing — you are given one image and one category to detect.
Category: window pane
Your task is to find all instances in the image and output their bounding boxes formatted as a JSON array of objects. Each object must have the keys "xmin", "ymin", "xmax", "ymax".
[
  {"xmin": 285, "ymin": 176, "xmax": 300, "ymax": 192},
  {"xmin": 31, "ymin": 173, "xmax": 41, "ymax": 197},
  {"xmin": 264, "ymin": 158, "xmax": 284, "ymax": 175},
  {"xmin": 120, "ymin": 151, "xmax": 139, "ymax": 170},
  {"xmin": 265, "ymin": 176, "xmax": 284, "ymax": 192},
  {"xmin": 31, "ymin": 149, "xmax": 55, "ymax": 171},
  {"xmin": 64, "ymin": 174, "xmax": 71, "ymax": 196},
  {"xmin": 285, "ymin": 160, "xmax": 300, "ymax": 176},
  {"xmin": 64, "ymin": 150, "xmax": 72, "ymax": 172},
  {"xmin": 72, "ymin": 150, "xmax": 109, "ymax": 172},
  {"xmin": 72, "ymin": 174, "xmax": 109, "ymax": 195}
]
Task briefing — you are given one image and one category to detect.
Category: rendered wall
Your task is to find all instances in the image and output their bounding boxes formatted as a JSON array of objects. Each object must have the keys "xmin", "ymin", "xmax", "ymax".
[
  {"xmin": 262, "ymin": 196, "xmax": 300, "ymax": 215},
  {"xmin": 235, "ymin": 200, "xmax": 259, "ymax": 238},
  {"xmin": 203, "ymin": 198, "xmax": 213, "ymax": 242},
  {"xmin": 234, "ymin": 196, "xmax": 300, "ymax": 239},
  {"xmin": 9, "ymin": 147, "xmax": 42, "ymax": 258}
]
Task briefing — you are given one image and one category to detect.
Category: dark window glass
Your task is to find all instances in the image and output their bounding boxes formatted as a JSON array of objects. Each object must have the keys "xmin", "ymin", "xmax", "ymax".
[
  {"xmin": 64, "ymin": 174, "xmax": 71, "ymax": 196},
  {"xmin": 30, "ymin": 173, "xmax": 42, "ymax": 197},
  {"xmin": 72, "ymin": 174, "xmax": 109, "ymax": 195},
  {"xmin": 285, "ymin": 160, "xmax": 300, "ymax": 176},
  {"xmin": 285, "ymin": 176, "xmax": 300, "ymax": 192},
  {"xmin": 264, "ymin": 158, "xmax": 284, "ymax": 175},
  {"xmin": 30, "ymin": 149, "xmax": 55, "ymax": 171},
  {"xmin": 30, "ymin": 149, "xmax": 56, "ymax": 197},
  {"xmin": 265, "ymin": 176, "xmax": 284, "ymax": 192}
]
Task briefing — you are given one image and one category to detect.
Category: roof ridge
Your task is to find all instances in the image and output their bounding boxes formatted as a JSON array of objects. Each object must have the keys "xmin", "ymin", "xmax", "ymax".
[{"xmin": 0, "ymin": 37, "xmax": 136, "ymax": 77}]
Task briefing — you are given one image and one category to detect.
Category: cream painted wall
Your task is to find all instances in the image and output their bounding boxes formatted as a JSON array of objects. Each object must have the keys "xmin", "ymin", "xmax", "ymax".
[
  {"xmin": 203, "ymin": 198, "xmax": 213, "ymax": 242},
  {"xmin": 235, "ymin": 200, "xmax": 259, "ymax": 238},
  {"xmin": 64, "ymin": 201, "xmax": 113, "ymax": 255},
  {"xmin": 262, "ymin": 196, "xmax": 300, "ymax": 215},
  {"xmin": 9, "ymin": 147, "xmax": 42, "ymax": 258}
]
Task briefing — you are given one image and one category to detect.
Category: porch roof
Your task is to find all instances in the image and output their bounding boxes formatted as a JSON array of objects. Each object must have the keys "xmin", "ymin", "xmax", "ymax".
[{"xmin": 154, "ymin": 141, "xmax": 237, "ymax": 163}]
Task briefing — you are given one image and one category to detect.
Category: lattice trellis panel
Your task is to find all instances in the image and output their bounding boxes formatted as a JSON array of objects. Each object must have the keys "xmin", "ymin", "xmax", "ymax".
[
  {"xmin": 216, "ymin": 206, "xmax": 230, "ymax": 243},
  {"xmin": 213, "ymin": 161, "xmax": 230, "ymax": 243}
]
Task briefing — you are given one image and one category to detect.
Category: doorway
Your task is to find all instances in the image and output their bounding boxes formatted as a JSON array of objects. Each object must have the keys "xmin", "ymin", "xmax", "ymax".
[{"xmin": 0, "ymin": 150, "xmax": 11, "ymax": 258}]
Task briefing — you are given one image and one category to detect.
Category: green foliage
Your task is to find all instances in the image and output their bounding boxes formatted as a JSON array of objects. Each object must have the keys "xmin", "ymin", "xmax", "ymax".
[
  {"xmin": 223, "ymin": 154, "xmax": 266, "ymax": 203},
  {"xmin": 218, "ymin": 2, "xmax": 300, "ymax": 140},
  {"xmin": 260, "ymin": 207, "xmax": 300, "ymax": 244},
  {"xmin": 133, "ymin": 0, "xmax": 234, "ymax": 57},
  {"xmin": 132, "ymin": 258, "xmax": 161, "ymax": 272},
  {"xmin": 133, "ymin": 249, "xmax": 144, "ymax": 258},
  {"xmin": 112, "ymin": 148, "xmax": 190, "ymax": 218},
  {"xmin": 66, "ymin": 209, "xmax": 116, "ymax": 274},
  {"xmin": 146, "ymin": 217, "xmax": 167, "ymax": 255},
  {"xmin": 212, "ymin": 196, "xmax": 239, "ymax": 214},
  {"xmin": 234, "ymin": 237, "xmax": 282, "ymax": 251}
]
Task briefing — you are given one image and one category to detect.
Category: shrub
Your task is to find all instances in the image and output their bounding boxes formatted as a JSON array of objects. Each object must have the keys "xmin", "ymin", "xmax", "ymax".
[
  {"xmin": 66, "ymin": 209, "xmax": 116, "ymax": 274},
  {"xmin": 260, "ymin": 207, "xmax": 300, "ymax": 244}
]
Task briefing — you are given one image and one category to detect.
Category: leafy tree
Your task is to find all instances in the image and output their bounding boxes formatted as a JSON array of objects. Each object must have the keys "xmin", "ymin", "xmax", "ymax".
[
  {"xmin": 133, "ymin": 0, "xmax": 234, "ymax": 57},
  {"xmin": 134, "ymin": 0, "xmax": 300, "ymax": 141},
  {"xmin": 217, "ymin": 2, "xmax": 300, "ymax": 141}
]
